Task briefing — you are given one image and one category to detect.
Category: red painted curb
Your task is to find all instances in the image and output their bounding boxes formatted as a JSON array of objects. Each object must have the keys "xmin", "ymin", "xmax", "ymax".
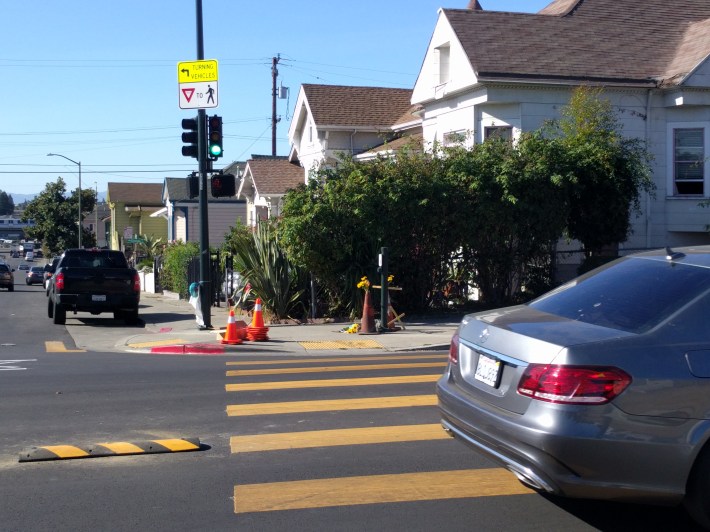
[{"xmin": 151, "ymin": 343, "xmax": 225, "ymax": 355}]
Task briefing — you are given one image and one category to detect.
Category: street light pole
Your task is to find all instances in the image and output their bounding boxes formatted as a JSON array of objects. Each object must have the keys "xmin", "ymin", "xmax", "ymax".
[
  {"xmin": 47, "ymin": 153, "xmax": 82, "ymax": 248},
  {"xmin": 95, "ymin": 181, "xmax": 99, "ymax": 247}
]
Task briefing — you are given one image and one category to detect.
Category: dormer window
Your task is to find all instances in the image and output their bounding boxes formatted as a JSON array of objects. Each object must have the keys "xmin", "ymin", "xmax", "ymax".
[{"xmin": 436, "ymin": 44, "xmax": 451, "ymax": 85}]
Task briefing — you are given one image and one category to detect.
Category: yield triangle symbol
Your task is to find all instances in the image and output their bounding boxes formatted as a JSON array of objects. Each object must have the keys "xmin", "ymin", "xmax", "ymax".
[{"xmin": 182, "ymin": 88, "xmax": 195, "ymax": 102}]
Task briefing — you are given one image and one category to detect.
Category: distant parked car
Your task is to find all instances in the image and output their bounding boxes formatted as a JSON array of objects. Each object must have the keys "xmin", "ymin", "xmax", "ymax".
[
  {"xmin": 17, "ymin": 263, "xmax": 29, "ymax": 271},
  {"xmin": 26, "ymin": 266, "xmax": 44, "ymax": 285},
  {"xmin": 437, "ymin": 245, "xmax": 710, "ymax": 528},
  {"xmin": 0, "ymin": 263, "xmax": 13, "ymax": 291}
]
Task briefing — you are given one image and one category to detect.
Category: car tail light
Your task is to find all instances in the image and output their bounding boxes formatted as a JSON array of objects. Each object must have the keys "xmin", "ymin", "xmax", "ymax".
[
  {"xmin": 132, "ymin": 272, "xmax": 141, "ymax": 293},
  {"xmin": 55, "ymin": 272, "xmax": 65, "ymax": 291},
  {"xmin": 449, "ymin": 333, "xmax": 460, "ymax": 364},
  {"xmin": 518, "ymin": 365, "xmax": 631, "ymax": 405}
]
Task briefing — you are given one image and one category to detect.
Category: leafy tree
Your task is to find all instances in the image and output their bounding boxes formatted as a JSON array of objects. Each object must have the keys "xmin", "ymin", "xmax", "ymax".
[
  {"xmin": 21, "ymin": 178, "xmax": 96, "ymax": 256},
  {"xmin": 551, "ymin": 86, "xmax": 655, "ymax": 256},
  {"xmin": 445, "ymin": 133, "xmax": 567, "ymax": 306},
  {"xmin": 279, "ymin": 146, "xmax": 462, "ymax": 314},
  {"xmin": 0, "ymin": 191, "xmax": 14, "ymax": 215}
]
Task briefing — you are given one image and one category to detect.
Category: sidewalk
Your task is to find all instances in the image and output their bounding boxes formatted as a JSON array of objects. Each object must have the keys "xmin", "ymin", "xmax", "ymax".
[{"xmin": 113, "ymin": 292, "xmax": 461, "ymax": 356}]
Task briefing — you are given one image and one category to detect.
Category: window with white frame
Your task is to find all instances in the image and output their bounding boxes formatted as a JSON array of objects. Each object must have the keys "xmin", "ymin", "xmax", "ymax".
[
  {"xmin": 671, "ymin": 126, "xmax": 707, "ymax": 196},
  {"xmin": 436, "ymin": 44, "xmax": 451, "ymax": 85},
  {"xmin": 484, "ymin": 126, "xmax": 513, "ymax": 142},
  {"xmin": 443, "ymin": 130, "xmax": 466, "ymax": 147}
]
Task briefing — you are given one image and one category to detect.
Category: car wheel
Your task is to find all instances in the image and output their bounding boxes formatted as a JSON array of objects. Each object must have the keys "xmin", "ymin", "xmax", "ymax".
[
  {"xmin": 48, "ymin": 297, "xmax": 54, "ymax": 318},
  {"xmin": 123, "ymin": 308, "xmax": 139, "ymax": 325},
  {"xmin": 8, "ymin": 284, "xmax": 13, "ymax": 292},
  {"xmin": 52, "ymin": 301, "xmax": 66, "ymax": 325},
  {"xmin": 684, "ymin": 446, "xmax": 710, "ymax": 528},
  {"xmin": 26, "ymin": 279, "xmax": 30, "ymax": 285}
]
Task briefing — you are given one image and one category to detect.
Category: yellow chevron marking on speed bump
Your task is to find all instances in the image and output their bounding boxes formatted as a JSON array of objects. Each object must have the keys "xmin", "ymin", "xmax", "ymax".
[
  {"xmin": 225, "ymin": 354, "xmax": 447, "ymax": 366},
  {"xmin": 226, "ymin": 375, "xmax": 440, "ymax": 392},
  {"xmin": 234, "ymin": 469, "xmax": 534, "ymax": 513},
  {"xmin": 19, "ymin": 438, "xmax": 201, "ymax": 462},
  {"xmin": 227, "ymin": 395, "xmax": 437, "ymax": 416},
  {"xmin": 45, "ymin": 341, "xmax": 85, "ymax": 353},
  {"xmin": 227, "ymin": 362, "xmax": 446, "ymax": 376},
  {"xmin": 231, "ymin": 424, "xmax": 448, "ymax": 453},
  {"xmin": 298, "ymin": 340, "xmax": 383, "ymax": 350}
]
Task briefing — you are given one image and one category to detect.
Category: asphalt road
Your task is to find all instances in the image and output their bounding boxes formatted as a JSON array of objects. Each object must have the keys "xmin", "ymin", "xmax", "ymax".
[{"xmin": 0, "ymin": 262, "xmax": 702, "ymax": 531}]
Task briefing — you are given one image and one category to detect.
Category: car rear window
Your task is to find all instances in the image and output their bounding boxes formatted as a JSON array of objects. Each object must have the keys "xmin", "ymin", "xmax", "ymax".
[
  {"xmin": 62, "ymin": 251, "xmax": 128, "ymax": 269},
  {"xmin": 529, "ymin": 257, "xmax": 710, "ymax": 333},
  {"xmin": 0, "ymin": 264, "xmax": 9, "ymax": 272}
]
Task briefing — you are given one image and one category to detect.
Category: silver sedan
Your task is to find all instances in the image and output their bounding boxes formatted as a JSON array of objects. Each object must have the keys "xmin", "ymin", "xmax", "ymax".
[{"xmin": 437, "ymin": 245, "xmax": 710, "ymax": 527}]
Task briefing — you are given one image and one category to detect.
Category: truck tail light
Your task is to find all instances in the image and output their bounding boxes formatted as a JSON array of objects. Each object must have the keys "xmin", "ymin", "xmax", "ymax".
[
  {"xmin": 518, "ymin": 365, "xmax": 631, "ymax": 405},
  {"xmin": 133, "ymin": 272, "xmax": 141, "ymax": 292},
  {"xmin": 449, "ymin": 333, "xmax": 460, "ymax": 364},
  {"xmin": 55, "ymin": 272, "xmax": 65, "ymax": 291}
]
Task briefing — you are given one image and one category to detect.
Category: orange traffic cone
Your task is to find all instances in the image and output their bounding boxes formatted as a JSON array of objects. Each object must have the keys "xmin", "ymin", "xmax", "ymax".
[
  {"xmin": 246, "ymin": 298, "xmax": 269, "ymax": 341},
  {"xmin": 221, "ymin": 309, "xmax": 243, "ymax": 345},
  {"xmin": 359, "ymin": 290, "xmax": 377, "ymax": 334}
]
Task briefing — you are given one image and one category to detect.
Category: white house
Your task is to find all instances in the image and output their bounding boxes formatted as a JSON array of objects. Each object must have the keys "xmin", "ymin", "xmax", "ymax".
[
  {"xmin": 412, "ymin": 0, "xmax": 710, "ymax": 252},
  {"xmin": 288, "ymin": 84, "xmax": 421, "ymax": 179}
]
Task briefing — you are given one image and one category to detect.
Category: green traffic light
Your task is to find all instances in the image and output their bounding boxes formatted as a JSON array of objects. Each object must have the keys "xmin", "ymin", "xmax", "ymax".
[{"xmin": 209, "ymin": 144, "xmax": 222, "ymax": 157}]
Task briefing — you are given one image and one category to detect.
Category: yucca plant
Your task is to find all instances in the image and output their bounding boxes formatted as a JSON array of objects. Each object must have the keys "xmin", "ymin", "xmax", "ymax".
[{"xmin": 230, "ymin": 221, "xmax": 306, "ymax": 321}]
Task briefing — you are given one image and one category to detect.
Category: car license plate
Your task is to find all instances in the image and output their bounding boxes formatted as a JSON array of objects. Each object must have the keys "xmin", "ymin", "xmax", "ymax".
[
  {"xmin": 92, "ymin": 295, "xmax": 107, "ymax": 302},
  {"xmin": 474, "ymin": 353, "xmax": 501, "ymax": 388}
]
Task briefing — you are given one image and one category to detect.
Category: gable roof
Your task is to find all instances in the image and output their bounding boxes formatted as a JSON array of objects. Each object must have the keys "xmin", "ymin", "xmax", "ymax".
[
  {"xmin": 107, "ymin": 183, "xmax": 163, "ymax": 205},
  {"xmin": 302, "ymin": 84, "xmax": 414, "ymax": 129},
  {"xmin": 446, "ymin": 0, "xmax": 710, "ymax": 87},
  {"xmin": 244, "ymin": 156, "xmax": 304, "ymax": 196}
]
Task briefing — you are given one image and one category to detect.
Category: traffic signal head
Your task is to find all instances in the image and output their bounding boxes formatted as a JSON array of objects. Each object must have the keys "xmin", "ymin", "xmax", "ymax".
[
  {"xmin": 210, "ymin": 173, "xmax": 235, "ymax": 197},
  {"xmin": 181, "ymin": 117, "xmax": 199, "ymax": 158},
  {"xmin": 208, "ymin": 115, "xmax": 223, "ymax": 159},
  {"xmin": 187, "ymin": 172, "xmax": 199, "ymax": 199}
]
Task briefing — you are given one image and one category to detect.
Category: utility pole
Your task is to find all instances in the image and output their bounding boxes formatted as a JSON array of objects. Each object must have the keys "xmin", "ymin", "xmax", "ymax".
[
  {"xmin": 195, "ymin": 0, "xmax": 212, "ymax": 329},
  {"xmin": 271, "ymin": 54, "xmax": 280, "ymax": 156}
]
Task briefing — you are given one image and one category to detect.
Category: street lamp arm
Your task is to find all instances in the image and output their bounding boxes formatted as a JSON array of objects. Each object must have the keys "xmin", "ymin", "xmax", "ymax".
[{"xmin": 47, "ymin": 153, "xmax": 80, "ymax": 167}]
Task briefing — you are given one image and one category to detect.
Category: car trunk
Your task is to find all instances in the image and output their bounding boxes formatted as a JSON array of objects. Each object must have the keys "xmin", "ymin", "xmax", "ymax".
[{"xmin": 453, "ymin": 305, "xmax": 634, "ymax": 415}]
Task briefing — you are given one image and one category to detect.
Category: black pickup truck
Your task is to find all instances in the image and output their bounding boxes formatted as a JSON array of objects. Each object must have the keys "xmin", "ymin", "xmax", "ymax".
[{"xmin": 47, "ymin": 248, "xmax": 141, "ymax": 325}]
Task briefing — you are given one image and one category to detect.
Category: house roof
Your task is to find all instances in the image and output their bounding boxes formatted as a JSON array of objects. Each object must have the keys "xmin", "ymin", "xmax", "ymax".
[
  {"xmin": 107, "ymin": 183, "xmax": 163, "ymax": 205},
  {"xmin": 357, "ymin": 131, "xmax": 424, "ymax": 160},
  {"xmin": 447, "ymin": 0, "xmax": 710, "ymax": 87},
  {"xmin": 244, "ymin": 156, "xmax": 304, "ymax": 196},
  {"xmin": 302, "ymin": 84, "xmax": 415, "ymax": 129}
]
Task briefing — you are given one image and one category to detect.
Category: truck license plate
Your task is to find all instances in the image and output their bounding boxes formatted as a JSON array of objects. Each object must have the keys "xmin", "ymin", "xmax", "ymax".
[
  {"xmin": 92, "ymin": 295, "xmax": 107, "ymax": 302},
  {"xmin": 474, "ymin": 353, "xmax": 501, "ymax": 388}
]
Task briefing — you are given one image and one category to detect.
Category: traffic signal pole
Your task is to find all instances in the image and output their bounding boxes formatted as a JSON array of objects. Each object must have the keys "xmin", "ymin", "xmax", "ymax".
[{"xmin": 195, "ymin": 0, "xmax": 212, "ymax": 329}]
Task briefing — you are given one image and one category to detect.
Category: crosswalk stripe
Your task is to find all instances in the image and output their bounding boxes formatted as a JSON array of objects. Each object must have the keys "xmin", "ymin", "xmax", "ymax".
[
  {"xmin": 226, "ymin": 362, "xmax": 446, "ymax": 377},
  {"xmin": 230, "ymin": 424, "xmax": 448, "ymax": 453},
  {"xmin": 226, "ymin": 374, "xmax": 440, "ymax": 392},
  {"xmin": 45, "ymin": 341, "xmax": 85, "ymax": 353},
  {"xmin": 234, "ymin": 469, "xmax": 533, "ymax": 513},
  {"xmin": 225, "ymin": 354, "xmax": 446, "ymax": 366},
  {"xmin": 227, "ymin": 394, "xmax": 437, "ymax": 416}
]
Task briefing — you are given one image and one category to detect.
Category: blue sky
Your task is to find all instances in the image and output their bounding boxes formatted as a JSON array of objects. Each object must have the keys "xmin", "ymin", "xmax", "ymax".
[{"xmin": 1, "ymin": 0, "xmax": 550, "ymax": 197}]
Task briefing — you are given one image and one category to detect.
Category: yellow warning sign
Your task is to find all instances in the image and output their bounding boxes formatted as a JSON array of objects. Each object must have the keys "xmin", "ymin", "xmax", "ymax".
[{"xmin": 178, "ymin": 59, "xmax": 218, "ymax": 83}]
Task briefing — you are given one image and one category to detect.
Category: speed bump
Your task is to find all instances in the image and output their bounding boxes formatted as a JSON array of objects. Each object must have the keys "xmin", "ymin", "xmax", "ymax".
[{"xmin": 19, "ymin": 437, "xmax": 201, "ymax": 462}]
